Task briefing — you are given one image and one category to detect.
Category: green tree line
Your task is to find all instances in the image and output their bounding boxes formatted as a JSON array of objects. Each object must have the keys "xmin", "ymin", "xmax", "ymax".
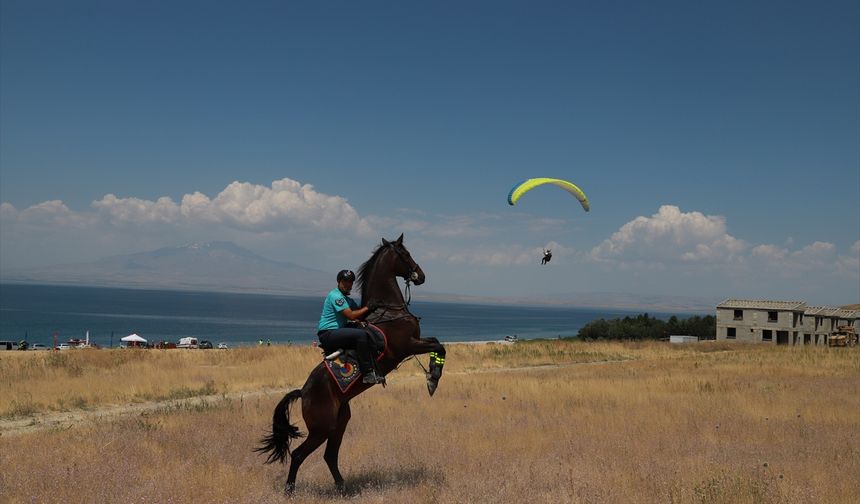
[{"xmin": 577, "ymin": 313, "xmax": 715, "ymax": 340}]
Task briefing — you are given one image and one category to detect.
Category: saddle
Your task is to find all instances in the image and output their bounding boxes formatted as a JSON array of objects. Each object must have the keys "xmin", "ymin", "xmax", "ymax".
[{"xmin": 321, "ymin": 323, "xmax": 387, "ymax": 393}]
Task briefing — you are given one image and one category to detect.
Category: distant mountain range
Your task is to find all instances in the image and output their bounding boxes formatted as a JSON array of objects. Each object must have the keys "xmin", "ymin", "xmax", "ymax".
[
  {"xmin": 1, "ymin": 241, "xmax": 332, "ymax": 296},
  {"xmin": 1, "ymin": 241, "xmax": 721, "ymax": 312}
]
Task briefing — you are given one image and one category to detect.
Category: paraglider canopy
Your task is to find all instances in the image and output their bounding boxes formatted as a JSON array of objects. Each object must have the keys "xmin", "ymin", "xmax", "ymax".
[{"xmin": 507, "ymin": 178, "xmax": 590, "ymax": 212}]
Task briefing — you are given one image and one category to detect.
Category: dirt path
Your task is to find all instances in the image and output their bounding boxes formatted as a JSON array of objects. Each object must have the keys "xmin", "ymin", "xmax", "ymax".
[
  {"xmin": 0, "ymin": 360, "xmax": 625, "ymax": 437},
  {"xmin": 0, "ymin": 387, "xmax": 289, "ymax": 438}
]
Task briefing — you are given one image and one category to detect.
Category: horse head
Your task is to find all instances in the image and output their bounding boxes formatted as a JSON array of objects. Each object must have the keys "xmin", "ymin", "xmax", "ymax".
[
  {"xmin": 381, "ymin": 233, "xmax": 425, "ymax": 285},
  {"xmin": 358, "ymin": 234, "xmax": 425, "ymax": 306}
]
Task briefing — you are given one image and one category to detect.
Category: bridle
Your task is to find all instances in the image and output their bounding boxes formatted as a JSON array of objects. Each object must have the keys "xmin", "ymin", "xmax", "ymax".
[{"xmin": 390, "ymin": 243, "xmax": 420, "ymax": 286}]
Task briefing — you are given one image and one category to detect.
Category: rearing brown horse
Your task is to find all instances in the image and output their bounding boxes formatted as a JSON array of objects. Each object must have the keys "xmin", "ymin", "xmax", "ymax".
[{"xmin": 256, "ymin": 234, "xmax": 446, "ymax": 495}]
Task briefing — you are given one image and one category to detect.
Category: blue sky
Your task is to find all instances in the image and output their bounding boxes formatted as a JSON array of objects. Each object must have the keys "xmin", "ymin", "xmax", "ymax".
[{"xmin": 1, "ymin": 0, "xmax": 858, "ymax": 305}]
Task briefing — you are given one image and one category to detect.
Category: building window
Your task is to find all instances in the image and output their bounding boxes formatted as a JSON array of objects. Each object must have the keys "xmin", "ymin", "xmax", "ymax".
[
  {"xmin": 733, "ymin": 310, "xmax": 743, "ymax": 320},
  {"xmin": 763, "ymin": 330, "xmax": 773, "ymax": 342},
  {"xmin": 726, "ymin": 328, "xmax": 736, "ymax": 339},
  {"xmin": 768, "ymin": 311, "xmax": 778, "ymax": 322}
]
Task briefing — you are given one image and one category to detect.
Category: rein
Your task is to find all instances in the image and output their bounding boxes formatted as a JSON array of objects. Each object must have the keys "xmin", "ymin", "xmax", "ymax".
[
  {"xmin": 403, "ymin": 278, "xmax": 413, "ymax": 305},
  {"xmin": 399, "ymin": 353, "xmax": 430, "ymax": 375},
  {"xmin": 368, "ymin": 280, "xmax": 420, "ymax": 325}
]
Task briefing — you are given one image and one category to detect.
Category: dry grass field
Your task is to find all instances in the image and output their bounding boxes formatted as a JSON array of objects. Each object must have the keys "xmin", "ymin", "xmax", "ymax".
[{"xmin": 0, "ymin": 341, "xmax": 858, "ymax": 503}]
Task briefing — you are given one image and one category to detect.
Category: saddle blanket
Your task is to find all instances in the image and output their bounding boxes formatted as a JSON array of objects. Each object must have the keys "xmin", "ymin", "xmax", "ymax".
[{"xmin": 323, "ymin": 324, "xmax": 386, "ymax": 394}]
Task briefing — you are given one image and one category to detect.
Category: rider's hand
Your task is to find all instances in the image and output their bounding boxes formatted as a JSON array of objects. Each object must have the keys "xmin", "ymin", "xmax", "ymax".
[{"xmin": 366, "ymin": 300, "xmax": 380, "ymax": 313}]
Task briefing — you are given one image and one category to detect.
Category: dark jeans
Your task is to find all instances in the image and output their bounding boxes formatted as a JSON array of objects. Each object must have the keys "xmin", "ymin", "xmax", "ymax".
[{"xmin": 318, "ymin": 327, "xmax": 374, "ymax": 372}]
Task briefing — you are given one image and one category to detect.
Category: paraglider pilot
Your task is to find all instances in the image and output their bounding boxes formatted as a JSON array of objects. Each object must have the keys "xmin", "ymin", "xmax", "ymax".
[{"xmin": 541, "ymin": 249, "xmax": 552, "ymax": 265}]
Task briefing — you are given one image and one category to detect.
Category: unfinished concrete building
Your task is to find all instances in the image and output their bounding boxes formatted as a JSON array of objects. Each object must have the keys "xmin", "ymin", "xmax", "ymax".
[{"xmin": 715, "ymin": 299, "xmax": 859, "ymax": 345}]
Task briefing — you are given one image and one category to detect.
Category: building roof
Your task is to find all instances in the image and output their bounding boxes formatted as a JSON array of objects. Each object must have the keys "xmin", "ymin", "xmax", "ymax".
[
  {"xmin": 717, "ymin": 299, "xmax": 807, "ymax": 311},
  {"xmin": 805, "ymin": 306, "xmax": 860, "ymax": 319},
  {"xmin": 717, "ymin": 300, "xmax": 860, "ymax": 319}
]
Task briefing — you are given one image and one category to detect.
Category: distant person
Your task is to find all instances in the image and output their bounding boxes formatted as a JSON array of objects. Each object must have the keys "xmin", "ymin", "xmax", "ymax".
[
  {"xmin": 266, "ymin": 339, "xmax": 271, "ymax": 346},
  {"xmin": 258, "ymin": 339, "xmax": 263, "ymax": 346},
  {"xmin": 541, "ymin": 249, "xmax": 552, "ymax": 265},
  {"xmin": 317, "ymin": 269, "xmax": 384, "ymax": 385}
]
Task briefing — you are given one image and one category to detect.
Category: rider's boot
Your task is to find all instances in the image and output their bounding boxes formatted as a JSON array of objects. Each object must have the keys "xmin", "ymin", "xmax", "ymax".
[{"xmin": 357, "ymin": 344, "xmax": 384, "ymax": 384}]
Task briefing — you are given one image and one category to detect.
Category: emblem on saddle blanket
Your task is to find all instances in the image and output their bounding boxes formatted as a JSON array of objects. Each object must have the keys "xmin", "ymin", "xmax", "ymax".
[{"xmin": 323, "ymin": 324, "xmax": 386, "ymax": 394}]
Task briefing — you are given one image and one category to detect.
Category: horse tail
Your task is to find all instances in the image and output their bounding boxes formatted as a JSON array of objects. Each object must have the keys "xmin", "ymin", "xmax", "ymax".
[{"xmin": 255, "ymin": 389, "xmax": 304, "ymax": 464}]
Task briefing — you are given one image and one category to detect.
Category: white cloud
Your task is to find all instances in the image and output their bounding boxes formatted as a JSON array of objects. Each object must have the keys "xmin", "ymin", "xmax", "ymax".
[
  {"xmin": 751, "ymin": 244, "xmax": 788, "ymax": 260},
  {"xmin": 1, "ymin": 178, "xmax": 380, "ymax": 269},
  {"xmin": 179, "ymin": 191, "xmax": 219, "ymax": 222},
  {"xmin": 2, "ymin": 200, "xmax": 96, "ymax": 228},
  {"xmin": 589, "ymin": 206, "xmax": 857, "ymax": 287},
  {"xmin": 750, "ymin": 241, "xmax": 839, "ymax": 276},
  {"xmin": 0, "ymin": 202, "xmax": 18, "ymax": 219},
  {"xmin": 837, "ymin": 241, "xmax": 860, "ymax": 276},
  {"xmin": 87, "ymin": 178, "xmax": 374, "ymax": 234},
  {"xmin": 793, "ymin": 241, "xmax": 836, "ymax": 261},
  {"xmin": 590, "ymin": 205, "xmax": 746, "ymax": 265},
  {"xmin": 92, "ymin": 194, "xmax": 181, "ymax": 225}
]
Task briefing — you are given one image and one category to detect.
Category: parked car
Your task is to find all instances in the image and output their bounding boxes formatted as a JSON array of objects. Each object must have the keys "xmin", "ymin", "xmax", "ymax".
[
  {"xmin": 199, "ymin": 340, "xmax": 213, "ymax": 349},
  {"xmin": 177, "ymin": 337, "xmax": 199, "ymax": 349},
  {"xmin": 57, "ymin": 343, "xmax": 71, "ymax": 350},
  {"xmin": 30, "ymin": 343, "xmax": 49, "ymax": 351},
  {"xmin": 217, "ymin": 342, "xmax": 228, "ymax": 349}
]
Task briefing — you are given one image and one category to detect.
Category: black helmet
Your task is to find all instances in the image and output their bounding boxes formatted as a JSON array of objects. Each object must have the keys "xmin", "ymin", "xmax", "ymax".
[{"xmin": 336, "ymin": 270, "xmax": 355, "ymax": 282}]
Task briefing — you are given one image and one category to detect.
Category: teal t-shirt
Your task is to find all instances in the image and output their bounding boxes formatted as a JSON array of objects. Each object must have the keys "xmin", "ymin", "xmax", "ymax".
[{"xmin": 318, "ymin": 288, "xmax": 358, "ymax": 331}]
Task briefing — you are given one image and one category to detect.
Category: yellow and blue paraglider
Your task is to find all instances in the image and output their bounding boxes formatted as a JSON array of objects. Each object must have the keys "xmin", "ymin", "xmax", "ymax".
[{"xmin": 507, "ymin": 178, "xmax": 590, "ymax": 212}]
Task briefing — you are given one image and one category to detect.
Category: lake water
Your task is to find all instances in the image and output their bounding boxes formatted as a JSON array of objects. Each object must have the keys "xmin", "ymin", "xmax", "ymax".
[{"xmin": 0, "ymin": 283, "xmax": 670, "ymax": 347}]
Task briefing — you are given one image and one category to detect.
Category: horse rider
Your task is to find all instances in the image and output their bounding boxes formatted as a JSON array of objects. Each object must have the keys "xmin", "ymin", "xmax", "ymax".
[
  {"xmin": 541, "ymin": 249, "xmax": 552, "ymax": 265},
  {"xmin": 317, "ymin": 270, "xmax": 386, "ymax": 384}
]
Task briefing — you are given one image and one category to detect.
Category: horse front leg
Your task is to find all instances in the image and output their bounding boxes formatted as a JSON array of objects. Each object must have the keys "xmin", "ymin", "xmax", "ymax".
[
  {"xmin": 408, "ymin": 337, "xmax": 446, "ymax": 396},
  {"xmin": 427, "ymin": 338, "xmax": 446, "ymax": 396}
]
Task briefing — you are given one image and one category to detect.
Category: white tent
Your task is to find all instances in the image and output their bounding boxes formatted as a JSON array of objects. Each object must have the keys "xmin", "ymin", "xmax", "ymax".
[{"xmin": 121, "ymin": 334, "xmax": 147, "ymax": 343}]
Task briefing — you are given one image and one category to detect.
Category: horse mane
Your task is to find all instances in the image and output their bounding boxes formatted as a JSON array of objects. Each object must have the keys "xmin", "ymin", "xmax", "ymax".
[{"xmin": 356, "ymin": 241, "xmax": 391, "ymax": 303}]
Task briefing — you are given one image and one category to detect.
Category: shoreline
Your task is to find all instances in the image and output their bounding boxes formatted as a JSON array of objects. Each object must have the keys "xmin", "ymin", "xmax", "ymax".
[{"xmin": 447, "ymin": 339, "xmax": 515, "ymax": 345}]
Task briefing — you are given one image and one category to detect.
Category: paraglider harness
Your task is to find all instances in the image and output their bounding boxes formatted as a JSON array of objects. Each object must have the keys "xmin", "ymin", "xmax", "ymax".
[{"xmin": 541, "ymin": 249, "xmax": 552, "ymax": 265}]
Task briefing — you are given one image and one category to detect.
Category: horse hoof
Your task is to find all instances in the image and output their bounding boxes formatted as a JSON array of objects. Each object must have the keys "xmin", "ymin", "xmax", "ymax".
[
  {"xmin": 285, "ymin": 482, "xmax": 296, "ymax": 496},
  {"xmin": 426, "ymin": 378, "xmax": 438, "ymax": 396}
]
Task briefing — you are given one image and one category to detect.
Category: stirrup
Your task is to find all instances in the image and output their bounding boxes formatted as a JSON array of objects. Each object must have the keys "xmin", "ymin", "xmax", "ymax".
[
  {"xmin": 362, "ymin": 371, "xmax": 386, "ymax": 385},
  {"xmin": 324, "ymin": 349, "xmax": 343, "ymax": 360}
]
